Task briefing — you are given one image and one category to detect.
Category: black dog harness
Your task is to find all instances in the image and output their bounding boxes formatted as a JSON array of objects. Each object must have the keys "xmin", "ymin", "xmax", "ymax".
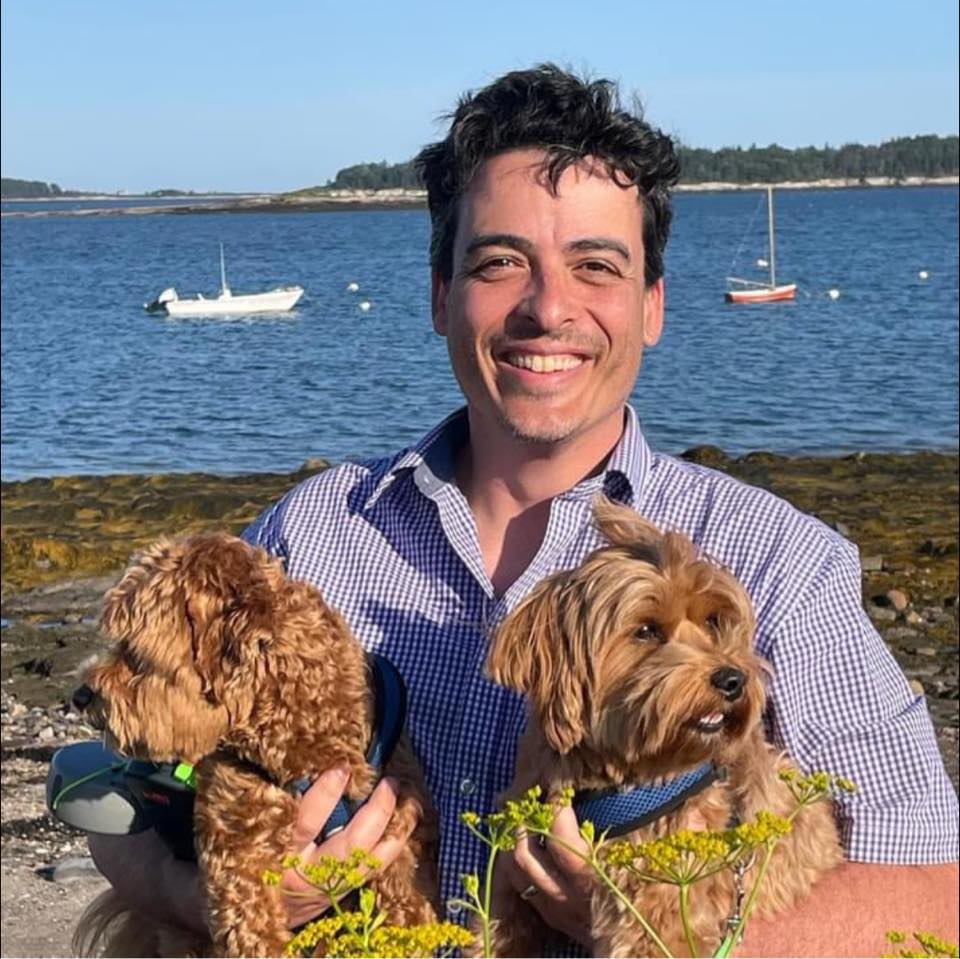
[{"xmin": 573, "ymin": 761, "xmax": 722, "ymax": 838}]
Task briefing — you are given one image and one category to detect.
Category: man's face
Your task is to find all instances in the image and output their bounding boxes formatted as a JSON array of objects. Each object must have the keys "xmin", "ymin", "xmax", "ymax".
[{"xmin": 432, "ymin": 149, "xmax": 664, "ymax": 449}]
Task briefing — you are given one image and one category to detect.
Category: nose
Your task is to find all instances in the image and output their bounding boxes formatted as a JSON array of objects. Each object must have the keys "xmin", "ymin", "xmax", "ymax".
[
  {"xmin": 710, "ymin": 667, "xmax": 745, "ymax": 701},
  {"xmin": 72, "ymin": 684, "xmax": 95, "ymax": 711},
  {"xmin": 519, "ymin": 263, "xmax": 578, "ymax": 333}
]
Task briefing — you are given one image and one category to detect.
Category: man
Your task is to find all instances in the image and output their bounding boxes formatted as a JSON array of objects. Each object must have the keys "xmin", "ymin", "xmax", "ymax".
[{"xmin": 91, "ymin": 65, "xmax": 958, "ymax": 954}]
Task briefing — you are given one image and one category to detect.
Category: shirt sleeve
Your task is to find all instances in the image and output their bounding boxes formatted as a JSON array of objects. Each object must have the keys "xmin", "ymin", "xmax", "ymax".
[
  {"xmin": 241, "ymin": 495, "xmax": 290, "ymax": 561},
  {"xmin": 764, "ymin": 542, "xmax": 959, "ymax": 864}
]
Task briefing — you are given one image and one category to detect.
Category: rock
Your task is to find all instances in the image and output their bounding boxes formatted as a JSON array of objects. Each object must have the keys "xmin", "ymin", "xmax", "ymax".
[
  {"xmin": 886, "ymin": 589, "xmax": 910, "ymax": 611},
  {"xmin": 868, "ymin": 605, "xmax": 897, "ymax": 623},
  {"xmin": 915, "ymin": 646, "xmax": 939, "ymax": 657},
  {"xmin": 861, "ymin": 555, "xmax": 884, "ymax": 572},
  {"xmin": 37, "ymin": 725, "xmax": 55, "ymax": 741},
  {"xmin": 679, "ymin": 445, "xmax": 731, "ymax": 468},
  {"xmin": 884, "ymin": 626, "xmax": 920, "ymax": 641},
  {"xmin": 50, "ymin": 856, "xmax": 101, "ymax": 883},
  {"xmin": 904, "ymin": 610, "xmax": 924, "ymax": 625},
  {"xmin": 833, "ymin": 521, "xmax": 852, "ymax": 537},
  {"xmin": 909, "ymin": 679, "xmax": 926, "ymax": 696},
  {"xmin": 298, "ymin": 457, "xmax": 330, "ymax": 473}
]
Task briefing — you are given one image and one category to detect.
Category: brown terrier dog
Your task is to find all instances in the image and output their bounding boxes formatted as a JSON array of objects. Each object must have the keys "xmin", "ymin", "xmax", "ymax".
[
  {"xmin": 486, "ymin": 499, "xmax": 842, "ymax": 958},
  {"xmin": 74, "ymin": 533, "xmax": 437, "ymax": 958}
]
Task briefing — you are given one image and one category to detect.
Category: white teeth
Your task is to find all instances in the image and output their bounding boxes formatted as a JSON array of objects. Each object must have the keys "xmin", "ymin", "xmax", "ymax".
[
  {"xmin": 698, "ymin": 712, "xmax": 725, "ymax": 726},
  {"xmin": 505, "ymin": 353, "xmax": 584, "ymax": 373}
]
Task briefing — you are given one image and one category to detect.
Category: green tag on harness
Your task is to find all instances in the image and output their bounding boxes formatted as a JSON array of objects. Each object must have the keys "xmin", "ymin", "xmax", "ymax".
[{"xmin": 173, "ymin": 763, "xmax": 196, "ymax": 789}]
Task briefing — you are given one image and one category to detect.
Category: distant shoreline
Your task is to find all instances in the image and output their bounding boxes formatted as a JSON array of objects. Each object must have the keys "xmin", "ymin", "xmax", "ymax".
[{"xmin": 3, "ymin": 177, "xmax": 957, "ymax": 219}]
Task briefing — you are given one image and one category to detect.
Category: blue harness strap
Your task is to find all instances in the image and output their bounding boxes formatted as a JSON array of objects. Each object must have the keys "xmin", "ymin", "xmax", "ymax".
[
  {"xmin": 306, "ymin": 653, "xmax": 407, "ymax": 840},
  {"xmin": 573, "ymin": 761, "xmax": 722, "ymax": 838}
]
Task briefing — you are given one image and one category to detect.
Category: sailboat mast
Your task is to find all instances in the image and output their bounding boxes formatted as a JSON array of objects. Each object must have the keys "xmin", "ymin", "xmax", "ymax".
[
  {"xmin": 767, "ymin": 186, "xmax": 777, "ymax": 289},
  {"xmin": 219, "ymin": 243, "xmax": 228, "ymax": 293}
]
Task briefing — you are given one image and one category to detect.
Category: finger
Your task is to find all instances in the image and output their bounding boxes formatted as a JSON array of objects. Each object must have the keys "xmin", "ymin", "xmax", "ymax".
[
  {"xmin": 319, "ymin": 777, "xmax": 400, "ymax": 860},
  {"xmin": 283, "ymin": 780, "xmax": 404, "ymax": 910},
  {"xmin": 544, "ymin": 807, "xmax": 593, "ymax": 880},
  {"xmin": 290, "ymin": 767, "xmax": 350, "ymax": 848},
  {"xmin": 506, "ymin": 830, "xmax": 568, "ymax": 902}
]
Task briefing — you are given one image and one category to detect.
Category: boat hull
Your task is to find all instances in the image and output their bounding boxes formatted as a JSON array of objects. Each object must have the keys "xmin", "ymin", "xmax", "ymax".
[
  {"xmin": 725, "ymin": 283, "xmax": 797, "ymax": 304},
  {"xmin": 163, "ymin": 286, "xmax": 304, "ymax": 316}
]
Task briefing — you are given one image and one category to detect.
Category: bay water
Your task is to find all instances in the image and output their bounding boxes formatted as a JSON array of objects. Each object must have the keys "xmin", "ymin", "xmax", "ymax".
[{"xmin": 2, "ymin": 187, "xmax": 957, "ymax": 481}]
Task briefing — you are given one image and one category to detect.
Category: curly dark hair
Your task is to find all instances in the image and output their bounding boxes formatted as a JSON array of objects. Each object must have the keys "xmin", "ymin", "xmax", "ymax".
[{"xmin": 415, "ymin": 63, "xmax": 680, "ymax": 287}]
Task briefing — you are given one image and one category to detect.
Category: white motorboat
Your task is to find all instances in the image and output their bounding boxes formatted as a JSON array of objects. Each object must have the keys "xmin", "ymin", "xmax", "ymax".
[{"xmin": 144, "ymin": 245, "xmax": 304, "ymax": 316}]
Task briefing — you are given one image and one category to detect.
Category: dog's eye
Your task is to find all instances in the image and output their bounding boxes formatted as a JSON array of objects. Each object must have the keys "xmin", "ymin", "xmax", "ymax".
[
  {"xmin": 705, "ymin": 614, "xmax": 722, "ymax": 634},
  {"xmin": 634, "ymin": 622, "xmax": 665, "ymax": 643}
]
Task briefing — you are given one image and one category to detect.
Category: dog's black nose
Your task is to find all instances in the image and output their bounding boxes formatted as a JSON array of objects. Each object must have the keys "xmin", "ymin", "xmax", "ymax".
[
  {"xmin": 710, "ymin": 667, "xmax": 745, "ymax": 701},
  {"xmin": 71, "ymin": 684, "xmax": 95, "ymax": 711}
]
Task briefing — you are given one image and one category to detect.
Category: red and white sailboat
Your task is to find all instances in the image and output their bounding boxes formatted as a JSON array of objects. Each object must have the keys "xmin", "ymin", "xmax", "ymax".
[{"xmin": 725, "ymin": 185, "xmax": 797, "ymax": 304}]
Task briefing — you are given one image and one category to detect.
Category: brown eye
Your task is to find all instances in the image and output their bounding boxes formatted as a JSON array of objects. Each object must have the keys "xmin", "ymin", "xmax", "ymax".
[
  {"xmin": 705, "ymin": 614, "xmax": 722, "ymax": 634},
  {"xmin": 634, "ymin": 622, "xmax": 665, "ymax": 643}
]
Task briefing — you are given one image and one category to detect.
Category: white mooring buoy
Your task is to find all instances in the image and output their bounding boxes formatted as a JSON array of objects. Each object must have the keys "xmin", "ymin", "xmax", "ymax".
[
  {"xmin": 828, "ymin": 289, "xmax": 840, "ymax": 300},
  {"xmin": 918, "ymin": 270, "xmax": 929, "ymax": 280},
  {"xmin": 347, "ymin": 282, "xmax": 360, "ymax": 292},
  {"xmin": 359, "ymin": 300, "xmax": 372, "ymax": 312}
]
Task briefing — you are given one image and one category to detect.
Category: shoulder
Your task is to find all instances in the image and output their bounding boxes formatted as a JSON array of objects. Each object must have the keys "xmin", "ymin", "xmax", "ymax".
[
  {"xmin": 243, "ymin": 450, "xmax": 411, "ymax": 553},
  {"xmin": 641, "ymin": 451, "xmax": 860, "ymax": 633}
]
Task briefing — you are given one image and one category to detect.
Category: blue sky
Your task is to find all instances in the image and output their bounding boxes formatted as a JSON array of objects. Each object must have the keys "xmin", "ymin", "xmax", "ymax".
[{"xmin": 2, "ymin": 0, "xmax": 957, "ymax": 193}]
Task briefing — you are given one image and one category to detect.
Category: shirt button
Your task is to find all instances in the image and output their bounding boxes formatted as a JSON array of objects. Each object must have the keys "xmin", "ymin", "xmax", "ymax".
[
  {"xmin": 459, "ymin": 777, "xmax": 477, "ymax": 796},
  {"xmin": 446, "ymin": 899, "xmax": 464, "ymax": 919}
]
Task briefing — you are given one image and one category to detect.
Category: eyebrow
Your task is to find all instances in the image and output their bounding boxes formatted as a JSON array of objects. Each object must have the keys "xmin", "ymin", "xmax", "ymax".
[{"xmin": 463, "ymin": 233, "xmax": 631, "ymax": 262}]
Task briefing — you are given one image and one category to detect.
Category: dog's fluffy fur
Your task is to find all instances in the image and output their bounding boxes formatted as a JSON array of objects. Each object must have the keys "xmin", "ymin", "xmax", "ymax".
[
  {"xmin": 485, "ymin": 500, "xmax": 842, "ymax": 957},
  {"xmin": 75, "ymin": 533, "xmax": 437, "ymax": 957}
]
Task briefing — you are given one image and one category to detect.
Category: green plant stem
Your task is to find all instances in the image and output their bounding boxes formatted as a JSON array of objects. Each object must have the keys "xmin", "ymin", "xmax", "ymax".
[
  {"xmin": 678, "ymin": 882, "xmax": 701, "ymax": 957},
  {"xmin": 531, "ymin": 828, "xmax": 675, "ymax": 959},
  {"xmin": 480, "ymin": 843, "xmax": 500, "ymax": 957}
]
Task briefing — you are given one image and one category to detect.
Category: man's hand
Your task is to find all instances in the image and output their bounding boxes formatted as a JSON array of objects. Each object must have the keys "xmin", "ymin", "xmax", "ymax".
[
  {"xmin": 500, "ymin": 806, "xmax": 595, "ymax": 947},
  {"xmin": 280, "ymin": 768, "xmax": 415, "ymax": 927},
  {"xmin": 90, "ymin": 767, "xmax": 418, "ymax": 935}
]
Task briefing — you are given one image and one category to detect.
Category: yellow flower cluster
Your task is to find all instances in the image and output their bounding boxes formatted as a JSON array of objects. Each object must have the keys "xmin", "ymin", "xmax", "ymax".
[
  {"xmin": 284, "ymin": 913, "xmax": 474, "ymax": 958},
  {"xmin": 461, "ymin": 785, "xmax": 571, "ymax": 851},
  {"xmin": 883, "ymin": 930, "xmax": 960, "ymax": 958},
  {"xmin": 728, "ymin": 810, "xmax": 793, "ymax": 847},
  {"xmin": 778, "ymin": 768, "xmax": 857, "ymax": 806}
]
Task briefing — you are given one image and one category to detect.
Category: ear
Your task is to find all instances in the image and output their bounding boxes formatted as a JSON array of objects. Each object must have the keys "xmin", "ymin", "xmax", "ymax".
[
  {"xmin": 642, "ymin": 278, "xmax": 664, "ymax": 346},
  {"xmin": 182, "ymin": 538, "xmax": 277, "ymax": 701},
  {"xmin": 431, "ymin": 270, "xmax": 449, "ymax": 335},
  {"xmin": 100, "ymin": 539, "xmax": 181, "ymax": 642},
  {"xmin": 592, "ymin": 497, "xmax": 663, "ymax": 552},
  {"xmin": 487, "ymin": 575, "xmax": 591, "ymax": 755}
]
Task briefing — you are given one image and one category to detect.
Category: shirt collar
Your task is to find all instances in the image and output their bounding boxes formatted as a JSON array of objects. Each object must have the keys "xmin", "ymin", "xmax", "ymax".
[{"xmin": 362, "ymin": 404, "xmax": 651, "ymax": 511}]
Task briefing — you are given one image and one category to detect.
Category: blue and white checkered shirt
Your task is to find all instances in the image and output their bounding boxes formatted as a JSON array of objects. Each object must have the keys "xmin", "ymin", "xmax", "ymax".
[{"xmin": 244, "ymin": 405, "xmax": 959, "ymax": 922}]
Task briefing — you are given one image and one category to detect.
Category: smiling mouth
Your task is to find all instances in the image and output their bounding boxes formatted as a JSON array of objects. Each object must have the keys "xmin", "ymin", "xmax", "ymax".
[
  {"xmin": 693, "ymin": 711, "xmax": 727, "ymax": 734},
  {"xmin": 503, "ymin": 352, "xmax": 585, "ymax": 373}
]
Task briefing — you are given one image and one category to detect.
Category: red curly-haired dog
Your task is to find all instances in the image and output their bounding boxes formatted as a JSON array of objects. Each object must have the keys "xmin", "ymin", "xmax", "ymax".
[
  {"xmin": 74, "ymin": 533, "xmax": 437, "ymax": 957},
  {"xmin": 486, "ymin": 499, "xmax": 842, "ymax": 957}
]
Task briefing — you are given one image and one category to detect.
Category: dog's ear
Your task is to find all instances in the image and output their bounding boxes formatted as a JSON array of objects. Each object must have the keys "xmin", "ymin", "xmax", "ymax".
[
  {"xmin": 592, "ymin": 497, "xmax": 664, "ymax": 553},
  {"xmin": 487, "ymin": 574, "xmax": 591, "ymax": 755},
  {"xmin": 100, "ymin": 539, "xmax": 193, "ymax": 674},
  {"xmin": 179, "ymin": 536, "xmax": 278, "ymax": 701}
]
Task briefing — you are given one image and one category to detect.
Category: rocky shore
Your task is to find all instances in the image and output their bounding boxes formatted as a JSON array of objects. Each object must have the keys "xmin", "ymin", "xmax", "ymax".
[{"xmin": 1, "ymin": 450, "xmax": 957, "ymax": 956}]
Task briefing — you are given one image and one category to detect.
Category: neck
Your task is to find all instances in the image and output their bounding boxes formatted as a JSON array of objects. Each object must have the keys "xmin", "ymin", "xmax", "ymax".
[{"xmin": 456, "ymin": 407, "xmax": 626, "ymax": 594}]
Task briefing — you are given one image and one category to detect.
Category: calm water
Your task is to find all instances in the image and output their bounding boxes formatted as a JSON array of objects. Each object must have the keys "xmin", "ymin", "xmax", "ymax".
[{"xmin": 2, "ymin": 188, "xmax": 958, "ymax": 480}]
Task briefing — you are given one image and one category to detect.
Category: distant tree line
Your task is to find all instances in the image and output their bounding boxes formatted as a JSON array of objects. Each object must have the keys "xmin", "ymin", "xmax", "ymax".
[
  {"xmin": 679, "ymin": 135, "xmax": 959, "ymax": 183},
  {"xmin": 330, "ymin": 161, "xmax": 421, "ymax": 190},
  {"xmin": 2, "ymin": 177, "xmax": 64, "ymax": 198},
  {"xmin": 326, "ymin": 135, "xmax": 959, "ymax": 189}
]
